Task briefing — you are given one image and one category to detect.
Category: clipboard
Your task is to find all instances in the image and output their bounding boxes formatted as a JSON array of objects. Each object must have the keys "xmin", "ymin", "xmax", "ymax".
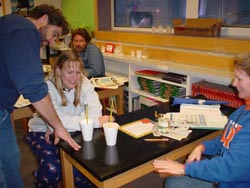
[
  {"xmin": 119, "ymin": 118, "xmax": 155, "ymax": 138},
  {"xmin": 90, "ymin": 77, "xmax": 119, "ymax": 89}
]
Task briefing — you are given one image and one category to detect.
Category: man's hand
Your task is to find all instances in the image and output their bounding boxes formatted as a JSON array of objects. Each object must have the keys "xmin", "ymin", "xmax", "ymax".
[
  {"xmin": 53, "ymin": 126, "xmax": 81, "ymax": 150},
  {"xmin": 32, "ymin": 94, "xmax": 81, "ymax": 151}
]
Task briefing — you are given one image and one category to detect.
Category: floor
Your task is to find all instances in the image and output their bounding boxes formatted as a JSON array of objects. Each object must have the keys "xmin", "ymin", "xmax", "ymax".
[
  {"xmin": 15, "ymin": 119, "xmax": 165, "ymax": 188},
  {"xmin": 15, "ymin": 120, "xmax": 37, "ymax": 188}
]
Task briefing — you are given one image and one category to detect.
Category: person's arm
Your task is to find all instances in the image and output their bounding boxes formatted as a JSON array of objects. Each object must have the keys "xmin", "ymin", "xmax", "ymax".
[
  {"xmin": 184, "ymin": 108, "xmax": 250, "ymax": 183},
  {"xmin": 153, "ymin": 158, "xmax": 185, "ymax": 175},
  {"xmin": 5, "ymin": 23, "xmax": 79, "ymax": 150},
  {"xmin": 32, "ymin": 94, "xmax": 80, "ymax": 150},
  {"xmin": 186, "ymin": 144, "xmax": 205, "ymax": 163}
]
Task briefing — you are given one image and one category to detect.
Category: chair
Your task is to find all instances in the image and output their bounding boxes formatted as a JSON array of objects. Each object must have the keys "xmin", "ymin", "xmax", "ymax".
[
  {"xmin": 11, "ymin": 105, "xmax": 34, "ymax": 132},
  {"xmin": 96, "ymin": 86, "xmax": 124, "ymax": 115}
]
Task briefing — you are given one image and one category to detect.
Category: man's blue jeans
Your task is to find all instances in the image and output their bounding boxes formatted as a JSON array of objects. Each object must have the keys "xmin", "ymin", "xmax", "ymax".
[
  {"xmin": 165, "ymin": 175, "xmax": 215, "ymax": 188},
  {"xmin": 0, "ymin": 109, "xmax": 23, "ymax": 188}
]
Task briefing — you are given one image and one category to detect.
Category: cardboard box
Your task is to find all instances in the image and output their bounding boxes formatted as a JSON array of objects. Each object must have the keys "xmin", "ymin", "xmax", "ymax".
[{"xmin": 173, "ymin": 18, "xmax": 223, "ymax": 37}]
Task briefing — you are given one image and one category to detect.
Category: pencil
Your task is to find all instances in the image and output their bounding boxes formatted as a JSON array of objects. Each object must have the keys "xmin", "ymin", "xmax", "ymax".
[{"xmin": 144, "ymin": 138, "xmax": 169, "ymax": 142}]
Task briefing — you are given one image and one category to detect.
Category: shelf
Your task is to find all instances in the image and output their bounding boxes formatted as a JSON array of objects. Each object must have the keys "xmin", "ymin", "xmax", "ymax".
[
  {"xmin": 102, "ymin": 55, "xmax": 233, "ymax": 112},
  {"xmin": 131, "ymin": 88, "xmax": 168, "ymax": 103},
  {"xmin": 131, "ymin": 73, "xmax": 187, "ymax": 88},
  {"xmin": 104, "ymin": 54, "xmax": 233, "ymax": 84}
]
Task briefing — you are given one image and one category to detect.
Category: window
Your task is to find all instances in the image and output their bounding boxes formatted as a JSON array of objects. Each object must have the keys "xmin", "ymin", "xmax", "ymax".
[
  {"xmin": 112, "ymin": 0, "xmax": 186, "ymax": 30},
  {"xmin": 102, "ymin": 0, "xmax": 249, "ymax": 37},
  {"xmin": 199, "ymin": 0, "xmax": 250, "ymax": 27}
]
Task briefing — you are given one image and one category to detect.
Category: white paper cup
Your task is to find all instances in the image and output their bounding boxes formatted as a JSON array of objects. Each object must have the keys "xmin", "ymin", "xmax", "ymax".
[
  {"xmin": 103, "ymin": 122, "xmax": 119, "ymax": 146},
  {"xmin": 80, "ymin": 119, "xmax": 94, "ymax": 141}
]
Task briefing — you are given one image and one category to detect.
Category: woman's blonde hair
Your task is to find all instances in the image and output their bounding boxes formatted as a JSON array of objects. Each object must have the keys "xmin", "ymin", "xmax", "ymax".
[{"xmin": 49, "ymin": 50, "xmax": 85, "ymax": 106}]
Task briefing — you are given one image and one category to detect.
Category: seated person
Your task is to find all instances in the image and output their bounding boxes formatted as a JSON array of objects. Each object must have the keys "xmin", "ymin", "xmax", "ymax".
[
  {"xmin": 26, "ymin": 50, "xmax": 114, "ymax": 188},
  {"xmin": 153, "ymin": 53, "xmax": 250, "ymax": 188},
  {"xmin": 71, "ymin": 28, "xmax": 105, "ymax": 78}
]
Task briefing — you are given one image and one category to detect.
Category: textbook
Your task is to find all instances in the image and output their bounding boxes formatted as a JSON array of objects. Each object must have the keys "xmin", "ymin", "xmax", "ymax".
[{"xmin": 134, "ymin": 70, "xmax": 164, "ymax": 77}]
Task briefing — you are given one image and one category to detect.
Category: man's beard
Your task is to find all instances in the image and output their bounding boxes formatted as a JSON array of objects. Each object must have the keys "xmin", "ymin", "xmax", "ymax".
[
  {"xmin": 39, "ymin": 26, "xmax": 48, "ymax": 45},
  {"xmin": 74, "ymin": 46, "xmax": 85, "ymax": 52},
  {"xmin": 40, "ymin": 32, "xmax": 49, "ymax": 47}
]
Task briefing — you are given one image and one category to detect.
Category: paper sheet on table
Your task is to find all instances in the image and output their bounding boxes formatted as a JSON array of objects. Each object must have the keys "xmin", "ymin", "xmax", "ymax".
[
  {"xmin": 14, "ymin": 95, "xmax": 31, "ymax": 108},
  {"xmin": 152, "ymin": 125, "xmax": 192, "ymax": 141},
  {"xmin": 119, "ymin": 118, "xmax": 155, "ymax": 138}
]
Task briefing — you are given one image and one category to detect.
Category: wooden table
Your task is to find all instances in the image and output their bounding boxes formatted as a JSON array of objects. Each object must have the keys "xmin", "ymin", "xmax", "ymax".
[
  {"xmin": 60, "ymin": 131, "xmax": 220, "ymax": 188},
  {"xmin": 59, "ymin": 103, "xmax": 222, "ymax": 188}
]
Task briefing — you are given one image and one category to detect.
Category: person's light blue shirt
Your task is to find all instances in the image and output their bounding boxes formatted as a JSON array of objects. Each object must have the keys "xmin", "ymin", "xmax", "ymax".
[{"xmin": 79, "ymin": 43, "xmax": 105, "ymax": 78}]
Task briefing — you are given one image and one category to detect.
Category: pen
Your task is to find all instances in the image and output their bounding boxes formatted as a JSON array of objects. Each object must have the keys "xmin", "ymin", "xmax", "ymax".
[{"xmin": 144, "ymin": 138, "xmax": 169, "ymax": 142}]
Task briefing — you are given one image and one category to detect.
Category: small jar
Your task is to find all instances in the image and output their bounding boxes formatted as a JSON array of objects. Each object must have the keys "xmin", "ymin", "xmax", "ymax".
[{"xmin": 157, "ymin": 115, "xmax": 170, "ymax": 134}]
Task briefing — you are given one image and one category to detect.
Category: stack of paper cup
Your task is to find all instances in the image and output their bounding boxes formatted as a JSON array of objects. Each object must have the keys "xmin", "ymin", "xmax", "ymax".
[
  {"xmin": 103, "ymin": 122, "xmax": 119, "ymax": 146},
  {"xmin": 80, "ymin": 119, "xmax": 94, "ymax": 141}
]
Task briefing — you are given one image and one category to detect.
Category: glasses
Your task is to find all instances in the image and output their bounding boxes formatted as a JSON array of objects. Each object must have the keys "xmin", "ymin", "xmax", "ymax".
[{"xmin": 53, "ymin": 31, "xmax": 60, "ymax": 39}]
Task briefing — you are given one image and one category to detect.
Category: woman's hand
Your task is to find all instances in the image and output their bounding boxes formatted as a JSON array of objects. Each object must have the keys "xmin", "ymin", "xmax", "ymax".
[
  {"xmin": 98, "ymin": 115, "xmax": 115, "ymax": 126},
  {"xmin": 186, "ymin": 144, "xmax": 204, "ymax": 163},
  {"xmin": 44, "ymin": 129, "xmax": 53, "ymax": 144},
  {"xmin": 153, "ymin": 158, "xmax": 185, "ymax": 175}
]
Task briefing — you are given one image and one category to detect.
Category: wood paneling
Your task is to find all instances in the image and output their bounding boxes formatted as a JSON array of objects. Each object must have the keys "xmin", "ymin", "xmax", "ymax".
[
  {"xmin": 95, "ymin": 31, "xmax": 249, "ymax": 71},
  {"xmin": 95, "ymin": 31, "xmax": 250, "ymax": 54}
]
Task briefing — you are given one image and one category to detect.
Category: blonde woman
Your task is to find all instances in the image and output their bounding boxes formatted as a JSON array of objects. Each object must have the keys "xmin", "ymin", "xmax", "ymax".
[{"xmin": 26, "ymin": 50, "xmax": 113, "ymax": 188}]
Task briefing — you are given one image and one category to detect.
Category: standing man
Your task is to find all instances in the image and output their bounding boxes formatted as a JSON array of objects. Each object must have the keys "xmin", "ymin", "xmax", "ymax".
[
  {"xmin": 0, "ymin": 4, "xmax": 80, "ymax": 188},
  {"xmin": 71, "ymin": 28, "xmax": 105, "ymax": 78}
]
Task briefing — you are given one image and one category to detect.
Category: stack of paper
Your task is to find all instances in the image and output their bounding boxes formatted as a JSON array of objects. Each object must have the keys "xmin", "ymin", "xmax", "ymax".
[
  {"xmin": 165, "ymin": 104, "xmax": 228, "ymax": 130},
  {"xmin": 152, "ymin": 125, "xmax": 191, "ymax": 141}
]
